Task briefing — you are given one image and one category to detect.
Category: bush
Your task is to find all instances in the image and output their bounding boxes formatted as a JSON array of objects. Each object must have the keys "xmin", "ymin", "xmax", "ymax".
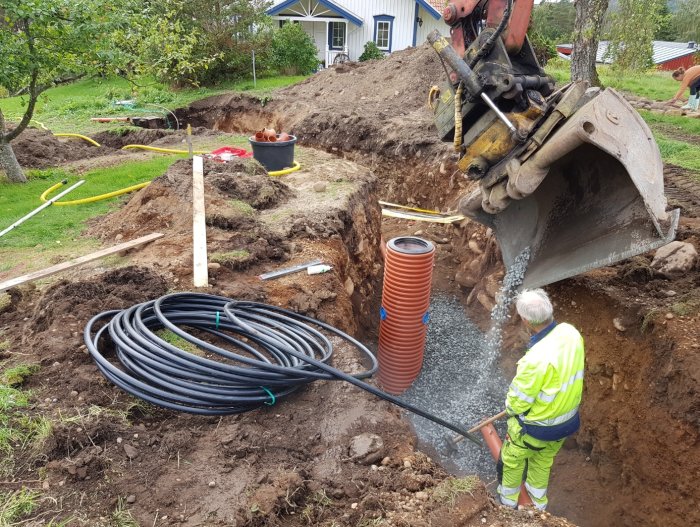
[
  {"xmin": 359, "ymin": 41, "xmax": 384, "ymax": 62},
  {"xmin": 527, "ymin": 30, "xmax": 556, "ymax": 66},
  {"xmin": 271, "ymin": 23, "xmax": 319, "ymax": 75}
]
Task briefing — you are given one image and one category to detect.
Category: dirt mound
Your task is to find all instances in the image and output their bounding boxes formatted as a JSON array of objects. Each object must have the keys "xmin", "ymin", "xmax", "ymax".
[
  {"xmin": 91, "ymin": 128, "xmax": 174, "ymax": 149},
  {"xmin": 10, "ymin": 127, "xmax": 113, "ymax": 169}
]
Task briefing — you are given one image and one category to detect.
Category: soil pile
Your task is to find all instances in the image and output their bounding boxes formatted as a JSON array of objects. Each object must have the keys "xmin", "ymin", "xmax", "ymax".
[{"xmin": 10, "ymin": 127, "xmax": 113, "ymax": 168}]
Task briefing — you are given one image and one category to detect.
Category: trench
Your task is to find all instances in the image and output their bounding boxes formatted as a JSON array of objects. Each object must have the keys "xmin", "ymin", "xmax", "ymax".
[{"xmin": 174, "ymin": 102, "xmax": 698, "ymax": 527}]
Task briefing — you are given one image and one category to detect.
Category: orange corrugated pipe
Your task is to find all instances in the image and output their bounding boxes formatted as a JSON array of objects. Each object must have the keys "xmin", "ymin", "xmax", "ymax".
[
  {"xmin": 378, "ymin": 237, "xmax": 435, "ymax": 394},
  {"xmin": 481, "ymin": 423, "xmax": 534, "ymax": 507}
]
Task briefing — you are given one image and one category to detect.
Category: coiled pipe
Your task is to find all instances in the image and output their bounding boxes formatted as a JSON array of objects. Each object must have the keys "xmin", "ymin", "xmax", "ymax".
[{"xmin": 84, "ymin": 292, "xmax": 481, "ymax": 445}]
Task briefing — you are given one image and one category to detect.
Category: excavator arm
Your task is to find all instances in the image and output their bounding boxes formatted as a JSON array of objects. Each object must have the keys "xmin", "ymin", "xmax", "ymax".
[{"xmin": 428, "ymin": 0, "xmax": 679, "ymax": 289}]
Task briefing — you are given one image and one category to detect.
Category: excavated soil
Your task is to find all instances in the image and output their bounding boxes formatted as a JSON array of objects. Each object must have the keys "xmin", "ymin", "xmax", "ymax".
[
  {"xmin": 3, "ymin": 43, "xmax": 700, "ymax": 527},
  {"xmin": 10, "ymin": 127, "xmax": 114, "ymax": 168}
]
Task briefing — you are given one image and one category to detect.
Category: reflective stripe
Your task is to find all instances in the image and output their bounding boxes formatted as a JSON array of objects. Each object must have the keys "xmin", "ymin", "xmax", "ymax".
[
  {"xmin": 524, "ymin": 405, "xmax": 579, "ymax": 426},
  {"xmin": 509, "ymin": 382, "xmax": 535, "ymax": 404},
  {"xmin": 525, "ymin": 482, "xmax": 548, "ymax": 500},
  {"xmin": 537, "ymin": 369, "xmax": 584, "ymax": 403},
  {"xmin": 498, "ymin": 484, "xmax": 520, "ymax": 496},
  {"xmin": 499, "ymin": 495, "xmax": 517, "ymax": 507}
]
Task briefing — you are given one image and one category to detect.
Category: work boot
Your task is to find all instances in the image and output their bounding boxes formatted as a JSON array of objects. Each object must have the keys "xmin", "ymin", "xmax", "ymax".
[
  {"xmin": 691, "ymin": 94, "xmax": 700, "ymax": 112},
  {"xmin": 681, "ymin": 94, "xmax": 698, "ymax": 110}
]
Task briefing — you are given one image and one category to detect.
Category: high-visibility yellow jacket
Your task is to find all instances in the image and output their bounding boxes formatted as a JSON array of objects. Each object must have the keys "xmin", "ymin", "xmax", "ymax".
[{"xmin": 506, "ymin": 322, "xmax": 585, "ymax": 427}]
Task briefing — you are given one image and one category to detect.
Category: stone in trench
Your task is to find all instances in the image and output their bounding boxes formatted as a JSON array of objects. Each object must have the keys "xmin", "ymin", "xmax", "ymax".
[
  {"xmin": 344, "ymin": 277, "xmax": 355, "ymax": 296},
  {"xmin": 123, "ymin": 443, "xmax": 138, "ymax": 459},
  {"xmin": 348, "ymin": 433, "xmax": 384, "ymax": 464},
  {"xmin": 651, "ymin": 241, "xmax": 698, "ymax": 276},
  {"xmin": 313, "ymin": 181, "xmax": 328, "ymax": 193}
]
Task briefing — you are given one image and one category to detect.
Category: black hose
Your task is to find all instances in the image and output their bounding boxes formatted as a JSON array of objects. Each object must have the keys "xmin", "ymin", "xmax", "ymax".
[
  {"xmin": 84, "ymin": 292, "xmax": 482, "ymax": 445},
  {"xmin": 469, "ymin": 0, "xmax": 514, "ymax": 70}
]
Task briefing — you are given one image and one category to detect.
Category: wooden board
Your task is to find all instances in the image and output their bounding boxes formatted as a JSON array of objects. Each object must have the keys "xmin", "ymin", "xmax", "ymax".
[
  {"xmin": 0, "ymin": 233, "xmax": 164, "ymax": 293},
  {"xmin": 192, "ymin": 156, "xmax": 209, "ymax": 288}
]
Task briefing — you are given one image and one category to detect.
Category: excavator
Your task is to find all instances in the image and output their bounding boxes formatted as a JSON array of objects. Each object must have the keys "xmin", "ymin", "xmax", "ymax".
[{"xmin": 428, "ymin": 0, "xmax": 679, "ymax": 289}]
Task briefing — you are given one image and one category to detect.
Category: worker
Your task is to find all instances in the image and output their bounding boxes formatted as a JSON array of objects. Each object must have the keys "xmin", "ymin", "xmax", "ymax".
[
  {"xmin": 497, "ymin": 289, "xmax": 584, "ymax": 510},
  {"xmin": 667, "ymin": 66, "xmax": 700, "ymax": 111}
]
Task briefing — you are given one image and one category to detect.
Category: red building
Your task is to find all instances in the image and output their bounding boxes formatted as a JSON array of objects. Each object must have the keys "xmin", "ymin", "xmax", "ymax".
[{"xmin": 556, "ymin": 41, "xmax": 699, "ymax": 71}]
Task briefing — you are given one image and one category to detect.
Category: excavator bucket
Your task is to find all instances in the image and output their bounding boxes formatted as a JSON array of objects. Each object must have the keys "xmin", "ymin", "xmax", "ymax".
[{"xmin": 483, "ymin": 88, "xmax": 680, "ymax": 289}]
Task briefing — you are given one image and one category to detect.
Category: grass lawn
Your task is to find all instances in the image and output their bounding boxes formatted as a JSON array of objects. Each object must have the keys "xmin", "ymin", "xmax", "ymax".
[
  {"xmin": 545, "ymin": 60, "xmax": 680, "ymax": 101},
  {"xmin": 0, "ymin": 156, "xmax": 183, "ymax": 276},
  {"xmin": 0, "ymin": 75, "xmax": 307, "ymax": 134},
  {"xmin": 656, "ymin": 135, "xmax": 700, "ymax": 177}
]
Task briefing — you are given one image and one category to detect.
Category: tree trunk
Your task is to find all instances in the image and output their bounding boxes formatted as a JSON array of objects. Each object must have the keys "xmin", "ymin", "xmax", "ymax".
[
  {"xmin": 0, "ymin": 140, "xmax": 27, "ymax": 183},
  {"xmin": 572, "ymin": 0, "xmax": 609, "ymax": 86},
  {"xmin": 0, "ymin": 108, "xmax": 27, "ymax": 183}
]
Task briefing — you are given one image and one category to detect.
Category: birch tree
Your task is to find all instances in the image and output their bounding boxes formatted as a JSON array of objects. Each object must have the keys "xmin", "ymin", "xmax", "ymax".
[{"xmin": 571, "ymin": 0, "xmax": 609, "ymax": 86}]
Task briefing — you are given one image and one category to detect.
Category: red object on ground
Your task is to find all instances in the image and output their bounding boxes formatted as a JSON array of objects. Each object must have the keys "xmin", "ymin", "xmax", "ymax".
[
  {"xmin": 481, "ymin": 423, "xmax": 534, "ymax": 507},
  {"xmin": 377, "ymin": 237, "xmax": 435, "ymax": 394},
  {"xmin": 210, "ymin": 146, "xmax": 253, "ymax": 160}
]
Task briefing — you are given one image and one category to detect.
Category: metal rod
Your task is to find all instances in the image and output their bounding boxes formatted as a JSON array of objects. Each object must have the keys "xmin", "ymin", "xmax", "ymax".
[
  {"xmin": 0, "ymin": 179, "xmax": 85, "ymax": 238},
  {"xmin": 480, "ymin": 92, "xmax": 517, "ymax": 134},
  {"xmin": 259, "ymin": 259, "xmax": 323, "ymax": 281}
]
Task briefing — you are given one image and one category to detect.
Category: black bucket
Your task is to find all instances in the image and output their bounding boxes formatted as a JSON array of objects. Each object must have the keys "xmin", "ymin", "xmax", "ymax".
[{"xmin": 248, "ymin": 135, "xmax": 297, "ymax": 172}]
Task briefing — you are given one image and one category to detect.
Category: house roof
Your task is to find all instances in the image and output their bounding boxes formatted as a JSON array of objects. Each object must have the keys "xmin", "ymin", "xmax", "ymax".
[
  {"xmin": 267, "ymin": 0, "xmax": 364, "ymax": 27},
  {"xmin": 557, "ymin": 41, "xmax": 699, "ymax": 65},
  {"xmin": 417, "ymin": 0, "xmax": 443, "ymax": 20}
]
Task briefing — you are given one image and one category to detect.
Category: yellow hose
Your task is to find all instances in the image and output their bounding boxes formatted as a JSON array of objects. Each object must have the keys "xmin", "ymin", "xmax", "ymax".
[
  {"xmin": 54, "ymin": 133, "xmax": 102, "ymax": 147},
  {"xmin": 454, "ymin": 82, "xmax": 463, "ymax": 152},
  {"xmin": 40, "ymin": 181, "xmax": 150, "ymax": 206},
  {"xmin": 428, "ymin": 85, "xmax": 440, "ymax": 110},
  {"xmin": 268, "ymin": 161, "xmax": 301, "ymax": 177},
  {"xmin": 122, "ymin": 144, "xmax": 208, "ymax": 155}
]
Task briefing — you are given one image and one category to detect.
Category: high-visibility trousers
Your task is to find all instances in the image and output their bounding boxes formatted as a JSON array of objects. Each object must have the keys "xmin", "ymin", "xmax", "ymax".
[{"xmin": 496, "ymin": 418, "xmax": 564, "ymax": 510}]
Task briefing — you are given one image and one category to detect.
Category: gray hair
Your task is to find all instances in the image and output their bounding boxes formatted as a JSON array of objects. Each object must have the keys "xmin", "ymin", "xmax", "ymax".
[{"xmin": 516, "ymin": 289, "xmax": 553, "ymax": 325}]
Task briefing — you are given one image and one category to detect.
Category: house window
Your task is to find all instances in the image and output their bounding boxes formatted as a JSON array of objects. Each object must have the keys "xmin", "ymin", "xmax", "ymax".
[
  {"xmin": 329, "ymin": 21, "xmax": 346, "ymax": 50},
  {"xmin": 374, "ymin": 15, "xmax": 395, "ymax": 52}
]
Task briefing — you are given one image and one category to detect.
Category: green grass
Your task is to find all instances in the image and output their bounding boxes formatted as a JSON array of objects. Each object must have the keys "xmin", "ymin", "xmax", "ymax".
[
  {"xmin": 1, "ymin": 364, "xmax": 39, "ymax": 387},
  {"xmin": 655, "ymin": 135, "xmax": 700, "ymax": 176},
  {"xmin": 545, "ymin": 60, "xmax": 680, "ymax": 100},
  {"xmin": 639, "ymin": 110, "xmax": 700, "ymax": 138},
  {"xmin": 0, "ymin": 156, "xmax": 180, "ymax": 252},
  {"xmin": 155, "ymin": 329, "xmax": 203, "ymax": 356},
  {"xmin": 0, "ymin": 488, "xmax": 39, "ymax": 526},
  {"xmin": 0, "ymin": 367, "xmax": 52, "ymax": 477},
  {"xmin": 0, "ymin": 75, "xmax": 307, "ymax": 134},
  {"xmin": 230, "ymin": 199, "xmax": 255, "ymax": 216},
  {"xmin": 432, "ymin": 475, "xmax": 479, "ymax": 506},
  {"xmin": 110, "ymin": 498, "xmax": 139, "ymax": 527}
]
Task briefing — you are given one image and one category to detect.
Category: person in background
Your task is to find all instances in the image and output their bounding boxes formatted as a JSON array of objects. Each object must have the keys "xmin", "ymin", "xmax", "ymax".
[
  {"xmin": 667, "ymin": 66, "xmax": 700, "ymax": 111},
  {"xmin": 497, "ymin": 289, "xmax": 585, "ymax": 510}
]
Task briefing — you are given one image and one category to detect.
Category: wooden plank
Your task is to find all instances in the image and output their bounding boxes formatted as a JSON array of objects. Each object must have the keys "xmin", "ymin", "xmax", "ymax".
[
  {"xmin": 0, "ymin": 233, "xmax": 164, "ymax": 293},
  {"xmin": 192, "ymin": 156, "xmax": 209, "ymax": 288}
]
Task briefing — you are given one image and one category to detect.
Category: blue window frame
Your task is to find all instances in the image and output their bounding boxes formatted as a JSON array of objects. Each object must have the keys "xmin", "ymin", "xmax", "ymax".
[
  {"xmin": 327, "ymin": 21, "xmax": 346, "ymax": 50},
  {"xmin": 373, "ymin": 15, "xmax": 395, "ymax": 52}
]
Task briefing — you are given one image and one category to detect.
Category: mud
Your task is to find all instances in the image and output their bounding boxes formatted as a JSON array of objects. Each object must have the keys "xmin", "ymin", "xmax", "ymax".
[{"xmin": 10, "ymin": 127, "xmax": 113, "ymax": 168}]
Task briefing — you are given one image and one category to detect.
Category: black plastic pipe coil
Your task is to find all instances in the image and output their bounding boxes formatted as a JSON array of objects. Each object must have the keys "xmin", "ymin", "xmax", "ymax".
[{"xmin": 84, "ymin": 292, "xmax": 480, "ymax": 445}]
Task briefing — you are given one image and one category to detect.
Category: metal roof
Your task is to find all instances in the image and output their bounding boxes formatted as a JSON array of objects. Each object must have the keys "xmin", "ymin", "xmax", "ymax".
[{"xmin": 558, "ymin": 41, "xmax": 699, "ymax": 65}]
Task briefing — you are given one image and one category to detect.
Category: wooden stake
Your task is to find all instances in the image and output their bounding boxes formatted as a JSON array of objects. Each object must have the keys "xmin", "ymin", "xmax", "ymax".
[
  {"xmin": 192, "ymin": 156, "xmax": 209, "ymax": 288},
  {"xmin": 0, "ymin": 233, "xmax": 164, "ymax": 293}
]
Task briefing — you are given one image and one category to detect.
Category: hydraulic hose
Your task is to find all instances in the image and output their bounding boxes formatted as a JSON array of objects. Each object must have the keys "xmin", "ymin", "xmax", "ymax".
[
  {"xmin": 40, "ymin": 181, "xmax": 150, "ymax": 206},
  {"xmin": 122, "ymin": 144, "xmax": 208, "ymax": 155},
  {"xmin": 84, "ymin": 292, "xmax": 481, "ymax": 445},
  {"xmin": 267, "ymin": 161, "xmax": 301, "ymax": 177},
  {"xmin": 469, "ymin": 0, "xmax": 513, "ymax": 69},
  {"xmin": 54, "ymin": 133, "xmax": 102, "ymax": 147}
]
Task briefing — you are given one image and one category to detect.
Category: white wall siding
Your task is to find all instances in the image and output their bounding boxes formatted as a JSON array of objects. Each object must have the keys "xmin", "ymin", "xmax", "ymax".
[{"xmin": 270, "ymin": 0, "xmax": 448, "ymax": 64}]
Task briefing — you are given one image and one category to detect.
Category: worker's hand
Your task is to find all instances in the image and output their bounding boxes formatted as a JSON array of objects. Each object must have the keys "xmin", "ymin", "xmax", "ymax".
[{"xmin": 666, "ymin": 99, "xmax": 680, "ymax": 106}]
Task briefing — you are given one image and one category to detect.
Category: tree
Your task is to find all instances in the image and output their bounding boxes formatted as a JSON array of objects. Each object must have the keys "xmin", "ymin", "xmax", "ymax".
[
  {"xmin": 571, "ymin": 0, "xmax": 610, "ymax": 86},
  {"xmin": 671, "ymin": 0, "xmax": 700, "ymax": 43},
  {"xmin": 0, "ymin": 0, "xmax": 120, "ymax": 183},
  {"xmin": 655, "ymin": 3, "xmax": 675, "ymax": 41},
  {"xmin": 606, "ymin": 0, "xmax": 664, "ymax": 71},
  {"xmin": 271, "ymin": 23, "xmax": 319, "ymax": 75},
  {"xmin": 532, "ymin": 0, "xmax": 576, "ymax": 42}
]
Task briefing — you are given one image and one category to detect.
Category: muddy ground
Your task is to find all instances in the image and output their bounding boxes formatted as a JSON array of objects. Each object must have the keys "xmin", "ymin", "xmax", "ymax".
[{"xmin": 1, "ymin": 43, "xmax": 699, "ymax": 527}]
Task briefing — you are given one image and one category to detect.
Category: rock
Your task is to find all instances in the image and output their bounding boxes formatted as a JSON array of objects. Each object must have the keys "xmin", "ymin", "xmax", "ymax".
[
  {"xmin": 403, "ymin": 459, "xmax": 412, "ymax": 469},
  {"xmin": 207, "ymin": 262, "xmax": 221, "ymax": 271},
  {"xmin": 468, "ymin": 240, "xmax": 483, "ymax": 255},
  {"xmin": 123, "ymin": 443, "xmax": 138, "ymax": 459},
  {"xmin": 455, "ymin": 268, "xmax": 477, "ymax": 289},
  {"xmin": 313, "ymin": 181, "xmax": 327, "ymax": 192},
  {"xmin": 115, "ymin": 234, "xmax": 124, "ymax": 241},
  {"xmin": 126, "ymin": 495, "xmax": 136, "ymax": 504},
  {"xmin": 381, "ymin": 456, "xmax": 391, "ymax": 466},
  {"xmin": 665, "ymin": 313, "xmax": 674, "ymax": 320},
  {"xmin": 348, "ymin": 433, "xmax": 384, "ymax": 464},
  {"xmin": 208, "ymin": 481, "xmax": 217, "ymax": 488},
  {"xmin": 613, "ymin": 318, "xmax": 626, "ymax": 332},
  {"xmin": 344, "ymin": 277, "xmax": 355, "ymax": 296},
  {"xmin": 415, "ymin": 491, "xmax": 428, "ymax": 501},
  {"xmin": 651, "ymin": 241, "xmax": 698, "ymax": 276},
  {"xmin": 665, "ymin": 290, "xmax": 678, "ymax": 297},
  {"xmin": 350, "ymin": 502, "xmax": 358, "ymax": 509}
]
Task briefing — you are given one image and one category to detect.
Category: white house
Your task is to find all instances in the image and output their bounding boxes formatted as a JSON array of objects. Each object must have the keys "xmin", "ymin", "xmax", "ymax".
[{"xmin": 267, "ymin": 0, "xmax": 447, "ymax": 67}]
